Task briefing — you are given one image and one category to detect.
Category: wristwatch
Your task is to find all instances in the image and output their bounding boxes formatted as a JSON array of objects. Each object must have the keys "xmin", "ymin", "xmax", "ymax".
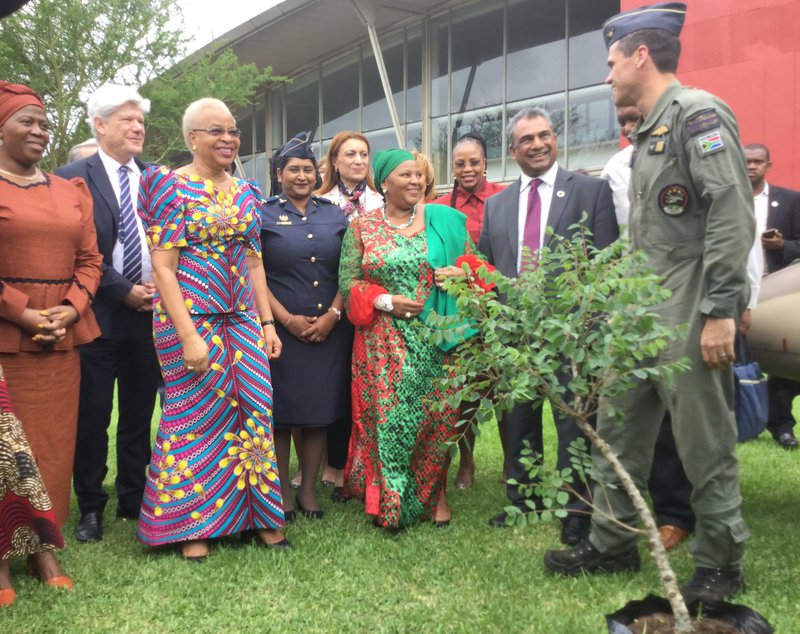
[{"xmin": 328, "ymin": 306, "xmax": 342, "ymax": 321}]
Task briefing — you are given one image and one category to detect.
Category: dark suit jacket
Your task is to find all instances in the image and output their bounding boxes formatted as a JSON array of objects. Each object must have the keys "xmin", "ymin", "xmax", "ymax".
[
  {"xmin": 479, "ymin": 166, "xmax": 619, "ymax": 278},
  {"xmin": 56, "ymin": 153, "xmax": 147, "ymax": 337},
  {"xmin": 765, "ymin": 184, "xmax": 800, "ymax": 273}
]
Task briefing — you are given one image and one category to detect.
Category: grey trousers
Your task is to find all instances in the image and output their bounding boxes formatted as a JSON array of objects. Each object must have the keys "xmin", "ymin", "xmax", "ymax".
[{"xmin": 588, "ymin": 340, "xmax": 749, "ymax": 570}]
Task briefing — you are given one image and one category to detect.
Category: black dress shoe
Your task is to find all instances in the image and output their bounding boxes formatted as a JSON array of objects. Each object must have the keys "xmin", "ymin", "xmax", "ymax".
[
  {"xmin": 296, "ymin": 495, "xmax": 324, "ymax": 519},
  {"xmin": 560, "ymin": 517, "xmax": 590, "ymax": 546},
  {"xmin": 681, "ymin": 566, "xmax": 745, "ymax": 604},
  {"xmin": 75, "ymin": 512, "xmax": 103, "ymax": 542},
  {"xmin": 489, "ymin": 511, "xmax": 514, "ymax": 528},
  {"xmin": 284, "ymin": 510, "xmax": 295, "ymax": 525},
  {"xmin": 184, "ymin": 555, "xmax": 207, "ymax": 564},
  {"xmin": 262, "ymin": 537, "xmax": 292, "ymax": 551},
  {"xmin": 543, "ymin": 539, "xmax": 640, "ymax": 575},
  {"xmin": 776, "ymin": 432, "xmax": 799, "ymax": 450},
  {"xmin": 116, "ymin": 509, "xmax": 139, "ymax": 521},
  {"xmin": 331, "ymin": 487, "xmax": 349, "ymax": 504}
]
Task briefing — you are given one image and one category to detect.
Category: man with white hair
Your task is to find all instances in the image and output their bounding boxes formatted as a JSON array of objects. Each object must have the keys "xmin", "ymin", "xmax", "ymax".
[{"xmin": 57, "ymin": 84, "xmax": 161, "ymax": 542}]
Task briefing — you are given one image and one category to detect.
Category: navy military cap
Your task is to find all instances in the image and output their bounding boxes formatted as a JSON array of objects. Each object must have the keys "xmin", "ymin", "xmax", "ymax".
[
  {"xmin": 278, "ymin": 131, "xmax": 316, "ymax": 162},
  {"xmin": 602, "ymin": 2, "xmax": 686, "ymax": 49}
]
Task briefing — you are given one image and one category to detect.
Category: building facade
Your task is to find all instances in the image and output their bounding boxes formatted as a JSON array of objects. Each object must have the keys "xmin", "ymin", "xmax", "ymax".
[
  {"xmin": 218, "ymin": 0, "xmax": 800, "ymax": 194},
  {"xmin": 223, "ymin": 0, "xmax": 619, "ymax": 194}
]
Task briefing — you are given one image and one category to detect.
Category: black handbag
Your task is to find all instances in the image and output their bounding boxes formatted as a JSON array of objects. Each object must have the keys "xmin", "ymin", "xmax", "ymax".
[{"xmin": 733, "ymin": 335, "xmax": 769, "ymax": 442}]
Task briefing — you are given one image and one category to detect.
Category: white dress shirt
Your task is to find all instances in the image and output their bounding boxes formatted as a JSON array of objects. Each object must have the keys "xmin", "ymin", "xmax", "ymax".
[
  {"xmin": 746, "ymin": 182, "xmax": 769, "ymax": 309},
  {"xmin": 516, "ymin": 161, "xmax": 559, "ymax": 273},
  {"xmin": 600, "ymin": 144, "xmax": 634, "ymax": 236},
  {"xmin": 97, "ymin": 148, "xmax": 152, "ymax": 283}
]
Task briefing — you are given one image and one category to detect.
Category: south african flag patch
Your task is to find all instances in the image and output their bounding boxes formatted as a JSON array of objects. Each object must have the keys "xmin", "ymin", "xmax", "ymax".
[{"xmin": 698, "ymin": 130, "xmax": 724, "ymax": 156}]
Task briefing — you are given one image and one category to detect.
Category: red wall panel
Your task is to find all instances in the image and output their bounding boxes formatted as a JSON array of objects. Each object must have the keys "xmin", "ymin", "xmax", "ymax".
[{"xmin": 620, "ymin": 0, "xmax": 800, "ymax": 187}]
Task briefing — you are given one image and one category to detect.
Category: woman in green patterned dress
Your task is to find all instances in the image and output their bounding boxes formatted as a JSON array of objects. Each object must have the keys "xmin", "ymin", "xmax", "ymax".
[{"xmin": 338, "ymin": 149, "xmax": 483, "ymax": 529}]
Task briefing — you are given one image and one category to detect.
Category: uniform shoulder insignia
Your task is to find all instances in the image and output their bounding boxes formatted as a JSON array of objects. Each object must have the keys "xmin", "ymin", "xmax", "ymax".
[
  {"xmin": 697, "ymin": 129, "xmax": 725, "ymax": 156},
  {"xmin": 263, "ymin": 195, "xmax": 280, "ymax": 204},
  {"xmin": 313, "ymin": 195, "xmax": 334, "ymax": 205},
  {"xmin": 685, "ymin": 108, "xmax": 721, "ymax": 137}
]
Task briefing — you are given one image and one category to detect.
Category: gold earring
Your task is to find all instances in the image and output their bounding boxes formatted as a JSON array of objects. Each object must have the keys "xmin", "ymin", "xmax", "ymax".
[{"xmin": 192, "ymin": 144, "xmax": 196, "ymax": 151}]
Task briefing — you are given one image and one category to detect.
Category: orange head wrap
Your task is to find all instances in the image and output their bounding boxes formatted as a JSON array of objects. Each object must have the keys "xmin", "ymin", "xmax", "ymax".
[{"xmin": 0, "ymin": 81, "xmax": 45, "ymax": 128}]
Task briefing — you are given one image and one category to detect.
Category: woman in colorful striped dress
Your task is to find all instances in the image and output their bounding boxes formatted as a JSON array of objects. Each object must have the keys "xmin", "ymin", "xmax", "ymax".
[{"xmin": 136, "ymin": 98, "xmax": 288, "ymax": 561}]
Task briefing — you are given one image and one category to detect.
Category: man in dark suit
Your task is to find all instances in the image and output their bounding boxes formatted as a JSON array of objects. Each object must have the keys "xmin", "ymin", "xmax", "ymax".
[
  {"xmin": 746, "ymin": 143, "xmax": 800, "ymax": 449},
  {"xmin": 56, "ymin": 84, "xmax": 161, "ymax": 541},
  {"xmin": 479, "ymin": 106, "xmax": 619, "ymax": 543}
]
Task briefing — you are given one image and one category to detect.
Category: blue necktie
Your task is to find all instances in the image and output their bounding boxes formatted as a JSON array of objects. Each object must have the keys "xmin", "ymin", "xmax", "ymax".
[{"xmin": 118, "ymin": 165, "xmax": 142, "ymax": 284}]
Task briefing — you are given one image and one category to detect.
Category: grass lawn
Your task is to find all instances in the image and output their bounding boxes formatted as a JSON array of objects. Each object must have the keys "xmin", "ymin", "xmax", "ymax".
[{"xmin": 4, "ymin": 401, "xmax": 800, "ymax": 633}]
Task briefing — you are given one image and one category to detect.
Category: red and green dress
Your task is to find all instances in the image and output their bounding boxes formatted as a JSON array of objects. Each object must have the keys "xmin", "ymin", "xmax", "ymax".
[{"xmin": 338, "ymin": 203, "xmax": 482, "ymax": 528}]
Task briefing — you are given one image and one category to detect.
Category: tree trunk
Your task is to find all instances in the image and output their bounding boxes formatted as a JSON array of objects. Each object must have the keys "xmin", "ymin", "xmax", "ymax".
[{"xmin": 575, "ymin": 416, "xmax": 695, "ymax": 633}]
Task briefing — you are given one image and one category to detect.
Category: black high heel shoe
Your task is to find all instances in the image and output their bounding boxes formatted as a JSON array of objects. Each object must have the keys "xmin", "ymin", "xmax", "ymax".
[
  {"xmin": 295, "ymin": 495, "xmax": 324, "ymax": 519},
  {"xmin": 331, "ymin": 487, "xmax": 349, "ymax": 504}
]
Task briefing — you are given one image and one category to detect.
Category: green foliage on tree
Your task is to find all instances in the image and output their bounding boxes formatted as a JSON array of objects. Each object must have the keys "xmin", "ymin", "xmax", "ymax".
[
  {"xmin": 0, "ymin": 0, "xmax": 184, "ymax": 170},
  {"xmin": 0, "ymin": 0, "xmax": 285, "ymax": 170},
  {"xmin": 426, "ymin": 226, "xmax": 698, "ymax": 630},
  {"xmin": 141, "ymin": 46, "xmax": 285, "ymax": 165}
]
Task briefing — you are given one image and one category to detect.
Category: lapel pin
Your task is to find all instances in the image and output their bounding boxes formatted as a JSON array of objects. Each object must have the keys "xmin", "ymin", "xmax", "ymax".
[{"xmin": 556, "ymin": 190, "xmax": 565, "ymax": 198}]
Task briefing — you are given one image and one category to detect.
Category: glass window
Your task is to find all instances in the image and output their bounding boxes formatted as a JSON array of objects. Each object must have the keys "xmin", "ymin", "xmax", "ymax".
[
  {"xmin": 430, "ymin": 14, "xmax": 449, "ymax": 118},
  {"xmin": 254, "ymin": 95, "xmax": 266, "ymax": 154},
  {"xmin": 564, "ymin": 84, "xmax": 617, "ymax": 170},
  {"xmin": 406, "ymin": 121, "xmax": 423, "ymax": 152},
  {"xmin": 270, "ymin": 89, "xmax": 284, "ymax": 145},
  {"xmin": 406, "ymin": 26, "xmax": 423, "ymax": 122},
  {"xmin": 286, "ymin": 72, "xmax": 319, "ymax": 142},
  {"xmin": 450, "ymin": 4, "xmax": 503, "ymax": 112},
  {"xmin": 507, "ymin": 0, "xmax": 566, "ymax": 102},
  {"xmin": 568, "ymin": 0, "xmax": 619, "ymax": 89},
  {"xmin": 322, "ymin": 53, "xmax": 360, "ymax": 137},
  {"xmin": 430, "ymin": 115, "xmax": 449, "ymax": 185},
  {"xmin": 237, "ymin": 109, "xmax": 253, "ymax": 157},
  {"xmin": 364, "ymin": 127, "xmax": 398, "ymax": 155},
  {"xmin": 363, "ymin": 36, "xmax": 404, "ymax": 132}
]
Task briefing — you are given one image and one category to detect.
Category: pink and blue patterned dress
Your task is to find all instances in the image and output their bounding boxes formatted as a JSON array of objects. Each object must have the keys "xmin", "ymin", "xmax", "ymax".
[{"xmin": 135, "ymin": 166, "xmax": 284, "ymax": 547}]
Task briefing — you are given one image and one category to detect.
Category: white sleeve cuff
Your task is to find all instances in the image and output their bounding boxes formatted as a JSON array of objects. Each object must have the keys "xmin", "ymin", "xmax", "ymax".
[{"xmin": 374, "ymin": 294, "xmax": 393, "ymax": 312}]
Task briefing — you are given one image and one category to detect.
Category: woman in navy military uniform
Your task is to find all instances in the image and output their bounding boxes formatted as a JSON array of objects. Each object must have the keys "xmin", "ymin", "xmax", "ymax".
[{"xmin": 262, "ymin": 133, "xmax": 353, "ymax": 521}]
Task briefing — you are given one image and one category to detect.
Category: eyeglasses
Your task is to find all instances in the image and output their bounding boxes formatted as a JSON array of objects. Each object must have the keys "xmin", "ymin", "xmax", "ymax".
[{"xmin": 192, "ymin": 126, "xmax": 242, "ymax": 138}]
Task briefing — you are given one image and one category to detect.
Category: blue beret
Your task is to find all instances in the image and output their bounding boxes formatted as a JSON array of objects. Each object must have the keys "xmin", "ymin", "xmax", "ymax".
[
  {"xmin": 602, "ymin": 2, "xmax": 686, "ymax": 49},
  {"xmin": 278, "ymin": 131, "xmax": 316, "ymax": 162}
]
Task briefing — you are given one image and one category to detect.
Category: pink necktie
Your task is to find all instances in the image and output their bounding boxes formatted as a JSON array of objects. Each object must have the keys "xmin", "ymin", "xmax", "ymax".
[{"xmin": 521, "ymin": 177, "xmax": 542, "ymax": 270}]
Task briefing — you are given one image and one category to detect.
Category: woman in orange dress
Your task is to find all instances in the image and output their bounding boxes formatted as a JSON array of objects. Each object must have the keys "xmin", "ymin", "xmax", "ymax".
[{"xmin": 0, "ymin": 80, "xmax": 102, "ymax": 535}]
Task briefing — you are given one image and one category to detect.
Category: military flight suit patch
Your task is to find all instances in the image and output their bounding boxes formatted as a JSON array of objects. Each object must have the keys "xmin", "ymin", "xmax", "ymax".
[
  {"xmin": 658, "ymin": 185, "xmax": 689, "ymax": 216},
  {"xmin": 697, "ymin": 130, "xmax": 725, "ymax": 156},
  {"xmin": 686, "ymin": 108, "xmax": 721, "ymax": 136}
]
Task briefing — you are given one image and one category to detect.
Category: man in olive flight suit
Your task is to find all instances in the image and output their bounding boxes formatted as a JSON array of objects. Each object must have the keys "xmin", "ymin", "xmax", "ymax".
[{"xmin": 544, "ymin": 3, "xmax": 754, "ymax": 605}]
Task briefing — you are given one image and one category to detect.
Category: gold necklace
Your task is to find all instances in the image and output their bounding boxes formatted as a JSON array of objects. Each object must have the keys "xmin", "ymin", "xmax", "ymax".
[{"xmin": 0, "ymin": 165, "xmax": 41, "ymax": 181}]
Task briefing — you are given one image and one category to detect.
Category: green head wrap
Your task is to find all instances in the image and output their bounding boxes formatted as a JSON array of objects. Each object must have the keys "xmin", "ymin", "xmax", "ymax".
[{"xmin": 372, "ymin": 148, "xmax": 415, "ymax": 190}]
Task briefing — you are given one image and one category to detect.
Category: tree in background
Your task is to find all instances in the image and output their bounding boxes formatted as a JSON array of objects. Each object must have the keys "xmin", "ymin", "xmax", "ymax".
[
  {"xmin": 142, "ymin": 46, "xmax": 283, "ymax": 165},
  {"xmin": 0, "ymin": 0, "xmax": 281, "ymax": 169}
]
